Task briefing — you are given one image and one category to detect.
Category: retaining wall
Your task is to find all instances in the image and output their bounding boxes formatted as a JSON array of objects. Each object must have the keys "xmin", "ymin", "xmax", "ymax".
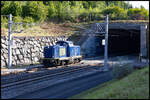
[{"xmin": 1, "ymin": 36, "xmax": 67, "ymax": 67}]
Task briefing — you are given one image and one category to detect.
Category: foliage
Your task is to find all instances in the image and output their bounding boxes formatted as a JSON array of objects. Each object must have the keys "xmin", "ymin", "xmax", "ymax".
[
  {"xmin": 1, "ymin": 1, "xmax": 149, "ymax": 24},
  {"xmin": 14, "ymin": 16, "xmax": 23, "ymax": 22},
  {"xmin": 101, "ymin": 6, "xmax": 128, "ymax": 20},
  {"xmin": 1, "ymin": 1, "xmax": 23, "ymax": 16},
  {"xmin": 1, "ymin": 16, "xmax": 8, "ymax": 28},
  {"xmin": 1, "ymin": 1, "xmax": 11, "ymax": 15},
  {"xmin": 22, "ymin": 17, "xmax": 34, "ymax": 28},
  {"xmin": 127, "ymin": 8, "xmax": 149, "ymax": 20},
  {"xmin": 112, "ymin": 64, "xmax": 134, "ymax": 79},
  {"xmin": 22, "ymin": 1, "xmax": 48, "ymax": 22},
  {"xmin": 47, "ymin": 1, "xmax": 57, "ymax": 19}
]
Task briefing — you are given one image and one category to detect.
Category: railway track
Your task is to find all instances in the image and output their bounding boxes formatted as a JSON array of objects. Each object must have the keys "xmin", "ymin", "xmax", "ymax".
[
  {"xmin": 1, "ymin": 65, "xmax": 101, "ymax": 89},
  {"xmin": 1, "ymin": 63, "xmax": 82, "ymax": 84}
]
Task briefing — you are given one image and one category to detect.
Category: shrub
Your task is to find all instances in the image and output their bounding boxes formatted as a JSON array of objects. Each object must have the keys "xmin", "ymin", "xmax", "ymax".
[
  {"xmin": 7, "ymin": 1, "xmax": 22, "ymax": 16},
  {"xmin": 1, "ymin": 16, "xmax": 8, "ymax": 28},
  {"xmin": 1, "ymin": 1, "xmax": 11, "ymax": 15},
  {"xmin": 14, "ymin": 16, "xmax": 23, "ymax": 22},
  {"xmin": 22, "ymin": 1, "xmax": 48, "ymax": 22},
  {"xmin": 94, "ymin": 13, "xmax": 105, "ymax": 20},
  {"xmin": 101, "ymin": 6, "xmax": 128, "ymax": 20},
  {"xmin": 78, "ymin": 10, "xmax": 89, "ymax": 22},
  {"xmin": 1, "ymin": 1, "xmax": 23, "ymax": 16},
  {"xmin": 47, "ymin": 2, "xmax": 57, "ymax": 20},
  {"xmin": 23, "ymin": 17, "xmax": 34, "ymax": 28},
  {"xmin": 12, "ymin": 16, "xmax": 23, "ymax": 31},
  {"xmin": 127, "ymin": 8, "xmax": 149, "ymax": 20},
  {"xmin": 112, "ymin": 63, "xmax": 134, "ymax": 79}
]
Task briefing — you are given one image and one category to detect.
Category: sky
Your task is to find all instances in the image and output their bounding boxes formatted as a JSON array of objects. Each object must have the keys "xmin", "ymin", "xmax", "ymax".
[{"xmin": 126, "ymin": 1, "xmax": 149, "ymax": 10}]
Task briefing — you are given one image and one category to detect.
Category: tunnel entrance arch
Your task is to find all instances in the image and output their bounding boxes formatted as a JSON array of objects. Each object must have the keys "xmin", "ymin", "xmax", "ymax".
[
  {"xmin": 94, "ymin": 23, "xmax": 147, "ymax": 59},
  {"xmin": 80, "ymin": 23, "xmax": 148, "ymax": 61}
]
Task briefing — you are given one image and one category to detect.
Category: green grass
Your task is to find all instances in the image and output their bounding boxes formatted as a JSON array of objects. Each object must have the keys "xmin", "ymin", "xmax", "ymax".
[{"xmin": 70, "ymin": 66, "xmax": 149, "ymax": 99}]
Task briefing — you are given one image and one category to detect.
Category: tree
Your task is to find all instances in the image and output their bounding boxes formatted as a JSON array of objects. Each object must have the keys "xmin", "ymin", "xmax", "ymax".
[
  {"xmin": 1, "ymin": 1, "xmax": 22, "ymax": 16},
  {"xmin": 101, "ymin": 6, "xmax": 128, "ymax": 20},
  {"xmin": 127, "ymin": 8, "xmax": 149, "ymax": 20},
  {"xmin": 47, "ymin": 1, "xmax": 57, "ymax": 19},
  {"xmin": 22, "ymin": 1, "xmax": 48, "ymax": 22}
]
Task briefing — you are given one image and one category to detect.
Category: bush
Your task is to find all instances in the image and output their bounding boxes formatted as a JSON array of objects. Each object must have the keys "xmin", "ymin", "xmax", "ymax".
[
  {"xmin": 1, "ymin": 16, "xmax": 8, "ymax": 28},
  {"xmin": 14, "ymin": 16, "xmax": 23, "ymax": 22},
  {"xmin": 22, "ymin": 1, "xmax": 48, "ymax": 22},
  {"xmin": 23, "ymin": 17, "xmax": 34, "ymax": 28},
  {"xmin": 112, "ymin": 64, "xmax": 134, "ymax": 79},
  {"xmin": 79, "ymin": 11, "xmax": 89, "ymax": 22},
  {"xmin": 4, "ymin": 1, "xmax": 22, "ymax": 16},
  {"xmin": 127, "ymin": 8, "xmax": 149, "ymax": 20},
  {"xmin": 47, "ymin": 2, "xmax": 57, "ymax": 20},
  {"xmin": 12, "ymin": 16, "xmax": 23, "ymax": 31},
  {"xmin": 1, "ymin": 1, "xmax": 11, "ymax": 15},
  {"xmin": 93, "ymin": 13, "xmax": 105, "ymax": 20},
  {"xmin": 101, "ymin": 6, "xmax": 128, "ymax": 20}
]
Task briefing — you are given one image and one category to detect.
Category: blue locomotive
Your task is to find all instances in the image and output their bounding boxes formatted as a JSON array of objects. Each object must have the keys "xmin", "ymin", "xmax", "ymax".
[{"xmin": 41, "ymin": 41, "xmax": 82, "ymax": 67}]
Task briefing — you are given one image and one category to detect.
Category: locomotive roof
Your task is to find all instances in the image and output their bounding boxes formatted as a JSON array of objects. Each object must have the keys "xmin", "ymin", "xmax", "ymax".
[{"xmin": 56, "ymin": 41, "xmax": 74, "ymax": 46}]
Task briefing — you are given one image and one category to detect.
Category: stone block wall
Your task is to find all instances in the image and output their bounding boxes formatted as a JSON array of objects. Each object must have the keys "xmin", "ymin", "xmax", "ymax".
[{"xmin": 1, "ymin": 36, "xmax": 67, "ymax": 67}]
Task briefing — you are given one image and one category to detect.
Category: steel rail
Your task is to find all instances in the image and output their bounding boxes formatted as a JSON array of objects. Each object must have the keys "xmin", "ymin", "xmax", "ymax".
[
  {"xmin": 1, "ymin": 63, "xmax": 83, "ymax": 84},
  {"xmin": 1, "ymin": 66, "xmax": 98, "ymax": 88}
]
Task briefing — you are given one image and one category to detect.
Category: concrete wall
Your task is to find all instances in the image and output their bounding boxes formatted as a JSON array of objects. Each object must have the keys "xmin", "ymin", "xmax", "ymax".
[
  {"xmin": 1, "ymin": 36, "xmax": 67, "ymax": 67},
  {"xmin": 81, "ymin": 36, "xmax": 104, "ymax": 57},
  {"xmin": 80, "ymin": 23, "xmax": 148, "ymax": 59},
  {"xmin": 140, "ymin": 25, "xmax": 147, "ymax": 58}
]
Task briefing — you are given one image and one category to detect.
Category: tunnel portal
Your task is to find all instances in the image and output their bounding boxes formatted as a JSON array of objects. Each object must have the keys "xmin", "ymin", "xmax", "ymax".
[
  {"xmin": 80, "ymin": 23, "xmax": 147, "ymax": 58},
  {"xmin": 108, "ymin": 29, "xmax": 140, "ymax": 55},
  {"xmin": 95, "ymin": 29, "xmax": 140, "ymax": 56}
]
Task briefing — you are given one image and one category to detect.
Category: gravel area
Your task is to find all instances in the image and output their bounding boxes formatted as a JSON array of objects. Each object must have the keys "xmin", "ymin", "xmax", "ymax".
[{"xmin": 1, "ymin": 64, "xmax": 43, "ymax": 76}]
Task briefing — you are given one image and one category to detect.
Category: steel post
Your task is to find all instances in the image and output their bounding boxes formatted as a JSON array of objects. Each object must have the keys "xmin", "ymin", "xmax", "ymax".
[
  {"xmin": 8, "ymin": 14, "xmax": 12, "ymax": 68},
  {"xmin": 104, "ymin": 15, "xmax": 108, "ymax": 71}
]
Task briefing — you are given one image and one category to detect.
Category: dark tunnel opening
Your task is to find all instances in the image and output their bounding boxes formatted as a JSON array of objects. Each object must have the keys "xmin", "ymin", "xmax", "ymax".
[
  {"xmin": 108, "ymin": 29, "xmax": 140, "ymax": 55},
  {"xmin": 95, "ymin": 29, "xmax": 140, "ymax": 56}
]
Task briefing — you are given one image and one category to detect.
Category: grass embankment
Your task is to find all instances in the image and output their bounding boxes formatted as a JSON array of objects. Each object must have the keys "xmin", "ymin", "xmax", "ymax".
[
  {"xmin": 1, "ymin": 22, "xmax": 88, "ymax": 37},
  {"xmin": 70, "ymin": 66, "xmax": 149, "ymax": 99}
]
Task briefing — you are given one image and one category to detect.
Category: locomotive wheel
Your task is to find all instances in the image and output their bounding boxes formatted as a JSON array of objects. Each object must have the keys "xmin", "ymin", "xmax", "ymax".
[
  {"xmin": 76, "ymin": 59, "xmax": 79, "ymax": 63},
  {"xmin": 61, "ymin": 61, "xmax": 65, "ymax": 66},
  {"xmin": 57, "ymin": 60, "xmax": 61, "ymax": 65},
  {"xmin": 65, "ymin": 60, "xmax": 69, "ymax": 65},
  {"xmin": 43, "ymin": 60, "xmax": 52, "ymax": 67},
  {"xmin": 78, "ymin": 58, "xmax": 82, "ymax": 62},
  {"xmin": 73, "ymin": 59, "xmax": 76, "ymax": 64}
]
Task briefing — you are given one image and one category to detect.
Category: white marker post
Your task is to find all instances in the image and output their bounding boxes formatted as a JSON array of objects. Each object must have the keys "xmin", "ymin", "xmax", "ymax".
[
  {"xmin": 103, "ymin": 15, "xmax": 108, "ymax": 71},
  {"xmin": 8, "ymin": 14, "xmax": 12, "ymax": 69}
]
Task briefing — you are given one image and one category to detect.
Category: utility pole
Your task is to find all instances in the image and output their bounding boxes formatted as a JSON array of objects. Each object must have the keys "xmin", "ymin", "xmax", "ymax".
[
  {"xmin": 8, "ymin": 14, "xmax": 12, "ymax": 69},
  {"xmin": 103, "ymin": 15, "xmax": 109, "ymax": 71}
]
